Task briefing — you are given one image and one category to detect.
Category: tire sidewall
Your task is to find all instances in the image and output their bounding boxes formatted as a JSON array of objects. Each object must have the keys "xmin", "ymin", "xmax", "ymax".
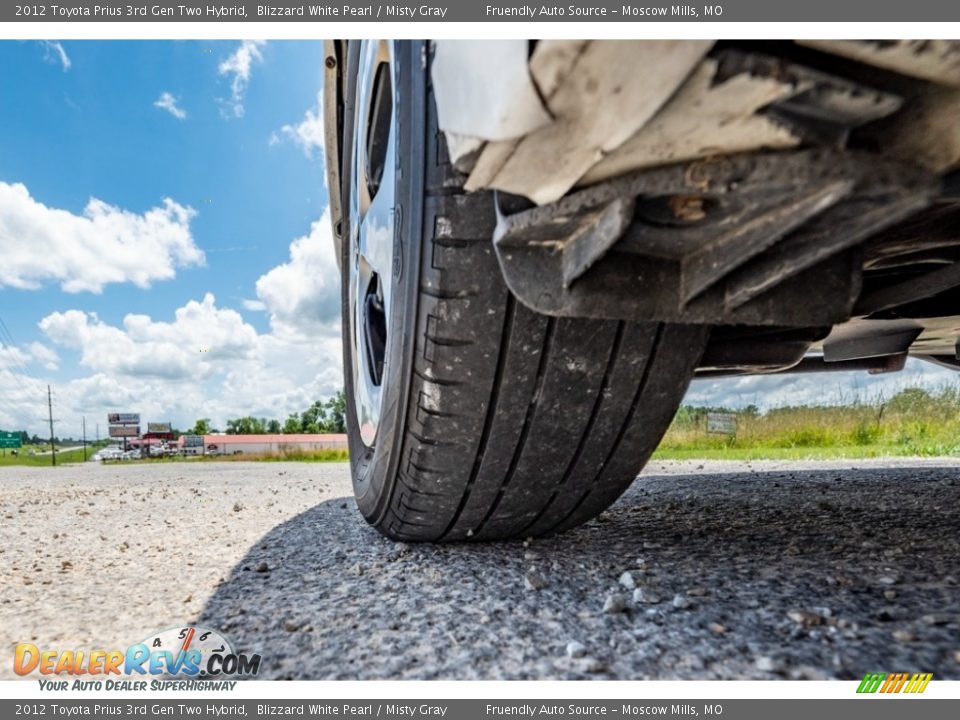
[{"xmin": 340, "ymin": 40, "xmax": 426, "ymax": 524}]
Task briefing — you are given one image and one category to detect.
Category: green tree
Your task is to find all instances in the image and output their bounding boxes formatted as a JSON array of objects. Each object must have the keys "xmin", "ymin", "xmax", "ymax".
[
  {"xmin": 319, "ymin": 390, "xmax": 346, "ymax": 433},
  {"xmin": 282, "ymin": 413, "xmax": 301, "ymax": 434},
  {"xmin": 267, "ymin": 419, "xmax": 281, "ymax": 434},
  {"xmin": 300, "ymin": 401, "xmax": 323, "ymax": 433},
  {"xmin": 190, "ymin": 418, "xmax": 213, "ymax": 435},
  {"xmin": 225, "ymin": 416, "xmax": 270, "ymax": 434}
]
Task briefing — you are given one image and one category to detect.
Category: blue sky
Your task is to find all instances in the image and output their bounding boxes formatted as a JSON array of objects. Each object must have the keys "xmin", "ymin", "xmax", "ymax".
[
  {"xmin": 0, "ymin": 39, "xmax": 956, "ymax": 439},
  {"xmin": 0, "ymin": 40, "xmax": 342, "ymax": 437}
]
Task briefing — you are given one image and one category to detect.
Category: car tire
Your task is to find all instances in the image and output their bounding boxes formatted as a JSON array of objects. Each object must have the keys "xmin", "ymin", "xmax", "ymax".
[{"xmin": 340, "ymin": 40, "xmax": 709, "ymax": 542}]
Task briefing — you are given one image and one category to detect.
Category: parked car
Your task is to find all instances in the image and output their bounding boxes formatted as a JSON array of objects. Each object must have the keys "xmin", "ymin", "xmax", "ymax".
[{"xmin": 324, "ymin": 40, "xmax": 960, "ymax": 541}]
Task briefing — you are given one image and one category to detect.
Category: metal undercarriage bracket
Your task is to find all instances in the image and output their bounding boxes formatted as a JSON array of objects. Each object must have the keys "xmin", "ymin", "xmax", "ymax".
[{"xmin": 493, "ymin": 149, "xmax": 939, "ymax": 327}]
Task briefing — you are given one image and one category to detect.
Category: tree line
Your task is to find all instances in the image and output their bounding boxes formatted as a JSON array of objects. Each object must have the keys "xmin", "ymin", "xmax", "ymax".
[{"xmin": 186, "ymin": 390, "xmax": 346, "ymax": 436}]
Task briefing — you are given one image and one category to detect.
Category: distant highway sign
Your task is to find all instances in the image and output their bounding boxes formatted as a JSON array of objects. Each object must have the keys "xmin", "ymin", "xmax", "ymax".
[{"xmin": 0, "ymin": 431, "xmax": 22, "ymax": 449}]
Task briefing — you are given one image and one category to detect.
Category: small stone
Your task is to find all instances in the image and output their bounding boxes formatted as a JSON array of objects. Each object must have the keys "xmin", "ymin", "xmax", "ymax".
[
  {"xmin": 524, "ymin": 572, "xmax": 548, "ymax": 591},
  {"xmin": 954, "ymin": 650, "xmax": 960, "ymax": 664},
  {"xmin": 789, "ymin": 666, "xmax": 830, "ymax": 680},
  {"xmin": 892, "ymin": 629, "xmax": 916, "ymax": 643},
  {"xmin": 283, "ymin": 620, "xmax": 300, "ymax": 632},
  {"xmin": 60, "ymin": 560, "xmax": 72, "ymax": 570},
  {"xmin": 709, "ymin": 622, "xmax": 727, "ymax": 635},
  {"xmin": 921, "ymin": 613, "xmax": 952, "ymax": 626},
  {"xmin": 255, "ymin": 561, "xmax": 270, "ymax": 573},
  {"xmin": 619, "ymin": 571, "xmax": 636, "ymax": 589},
  {"xmin": 787, "ymin": 609, "xmax": 822, "ymax": 626},
  {"xmin": 633, "ymin": 588, "xmax": 660, "ymax": 605},
  {"xmin": 687, "ymin": 587, "xmax": 709, "ymax": 597},
  {"xmin": 603, "ymin": 593, "xmax": 628, "ymax": 614},
  {"xmin": 232, "ymin": 502, "xmax": 243, "ymax": 513},
  {"xmin": 672, "ymin": 594, "xmax": 692, "ymax": 610},
  {"xmin": 755, "ymin": 656, "xmax": 781, "ymax": 673},
  {"xmin": 565, "ymin": 641, "xmax": 587, "ymax": 658},
  {"xmin": 581, "ymin": 658, "xmax": 607, "ymax": 674},
  {"xmin": 878, "ymin": 575, "xmax": 899, "ymax": 586},
  {"xmin": 884, "ymin": 590, "xmax": 897, "ymax": 600}
]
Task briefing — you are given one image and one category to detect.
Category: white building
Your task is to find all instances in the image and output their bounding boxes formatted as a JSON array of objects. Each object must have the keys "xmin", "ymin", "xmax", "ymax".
[{"xmin": 197, "ymin": 433, "xmax": 348, "ymax": 456}]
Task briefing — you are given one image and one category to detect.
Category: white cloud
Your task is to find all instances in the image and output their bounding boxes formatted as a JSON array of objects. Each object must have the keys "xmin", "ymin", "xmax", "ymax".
[
  {"xmin": 34, "ymin": 292, "xmax": 343, "ymax": 434},
  {"xmin": 274, "ymin": 93, "xmax": 325, "ymax": 158},
  {"xmin": 39, "ymin": 294, "xmax": 258, "ymax": 380},
  {"xmin": 218, "ymin": 40, "xmax": 265, "ymax": 118},
  {"xmin": 254, "ymin": 208, "xmax": 341, "ymax": 336},
  {"xmin": 28, "ymin": 342, "xmax": 59, "ymax": 371},
  {"xmin": 0, "ymin": 181, "xmax": 204, "ymax": 293},
  {"xmin": 0, "ymin": 342, "xmax": 57, "ymax": 377},
  {"xmin": 39, "ymin": 41, "xmax": 71, "ymax": 71},
  {"xmin": 242, "ymin": 299, "xmax": 266, "ymax": 312},
  {"xmin": 0, "ymin": 345, "xmax": 30, "ymax": 370},
  {"xmin": 154, "ymin": 92, "xmax": 187, "ymax": 120}
]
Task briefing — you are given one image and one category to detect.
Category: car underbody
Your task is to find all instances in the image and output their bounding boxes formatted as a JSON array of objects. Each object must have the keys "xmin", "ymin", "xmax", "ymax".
[{"xmin": 326, "ymin": 39, "xmax": 960, "ymax": 381}]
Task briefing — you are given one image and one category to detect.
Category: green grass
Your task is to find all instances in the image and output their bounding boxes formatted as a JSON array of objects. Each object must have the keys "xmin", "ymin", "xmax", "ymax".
[
  {"xmin": 127, "ymin": 448, "xmax": 350, "ymax": 464},
  {"xmin": 0, "ymin": 447, "xmax": 93, "ymax": 466},
  {"xmin": 654, "ymin": 385, "xmax": 960, "ymax": 461},
  {"xmin": 654, "ymin": 445, "xmax": 952, "ymax": 461}
]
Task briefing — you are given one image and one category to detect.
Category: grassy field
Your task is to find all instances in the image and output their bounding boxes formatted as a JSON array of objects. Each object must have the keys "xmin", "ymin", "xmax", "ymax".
[
  {"xmin": 654, "ymin": 385, "xmax": 960, "ymax": 460},
  {"xmin": 128, "ymin": 448, "xmax": 350, "ymax": 464},
  {"xmin": 0, "ymin": 447, "xmax": 93, "ymax": 466}
]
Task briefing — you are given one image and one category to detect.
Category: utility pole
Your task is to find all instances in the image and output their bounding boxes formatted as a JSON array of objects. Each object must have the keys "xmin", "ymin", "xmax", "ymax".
[
  {"xmin": 82, "ymin": 417, "xmax": 87, "ymax": 462},
  {"xmin": 47, "ymin": 385, "xmax": 56, "ymax": 467}
]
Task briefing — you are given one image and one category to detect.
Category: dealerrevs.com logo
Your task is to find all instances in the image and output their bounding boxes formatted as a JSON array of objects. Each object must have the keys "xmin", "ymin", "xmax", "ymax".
[
  {"xmin": 856, "ymin": 672, "xmax": 934, "ymax": 694},
  {"xmin": 14, "ymin": 626, "xmax": 260, "ymax": 688}
]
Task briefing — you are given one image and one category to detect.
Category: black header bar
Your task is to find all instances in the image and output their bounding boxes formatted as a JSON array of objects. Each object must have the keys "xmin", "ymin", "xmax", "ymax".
[{"xmin": 5, "ymin": 1, "xmax": 960, "ymax": 22}]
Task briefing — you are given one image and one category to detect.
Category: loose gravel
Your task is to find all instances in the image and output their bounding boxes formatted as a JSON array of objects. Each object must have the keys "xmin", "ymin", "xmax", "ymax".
[{"xmin": 1, "ymin": 458, "xmax": 958, "ymax": 680}]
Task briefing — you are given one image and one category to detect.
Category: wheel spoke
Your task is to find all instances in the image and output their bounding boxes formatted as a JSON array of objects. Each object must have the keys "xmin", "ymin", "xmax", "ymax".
[{"xmin": 357, "ymin": 160, "xmax": 395, "ymax": 300}]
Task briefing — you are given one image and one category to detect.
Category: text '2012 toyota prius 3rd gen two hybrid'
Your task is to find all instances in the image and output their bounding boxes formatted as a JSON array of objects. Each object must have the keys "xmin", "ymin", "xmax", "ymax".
[{"xmin": 323, "ymin": 39, "xmax": 960, "ymax": 542}]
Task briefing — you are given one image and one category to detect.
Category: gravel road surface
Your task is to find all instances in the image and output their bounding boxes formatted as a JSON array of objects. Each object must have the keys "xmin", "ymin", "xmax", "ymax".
[{"xmin": 1, "ymin": 459, "xmax": 958, "ymax": 680}]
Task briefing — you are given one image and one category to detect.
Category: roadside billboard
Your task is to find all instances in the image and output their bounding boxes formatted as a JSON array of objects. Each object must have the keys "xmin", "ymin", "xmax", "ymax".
[
  {"xmin": 147, "ymin": 422, "xmax": 172, "ymax": 434},
  {"xmin": 182, "ymin": 435, "xmax": 204, "ymax": 448},
  {"xmin": 108, "ymin": 425, "xmax": 140, "ymax": 438},
  {"xmin": 706, "ymin": 412, "xmax": 737, "ymax": 435},
  {"xmin": 107, "ymin": 413, "xmax": 140, "ymax": 425}
]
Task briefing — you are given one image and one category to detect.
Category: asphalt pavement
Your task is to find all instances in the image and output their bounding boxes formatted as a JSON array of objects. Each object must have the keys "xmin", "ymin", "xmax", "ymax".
[{"xmin": 1, "ymin": 458, "xmax": 958, "ymax": 680}]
